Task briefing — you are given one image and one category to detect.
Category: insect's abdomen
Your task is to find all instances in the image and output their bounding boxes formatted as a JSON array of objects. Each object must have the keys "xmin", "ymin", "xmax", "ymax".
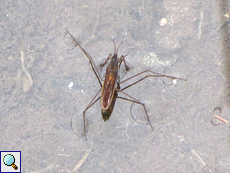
[{"xmin": 101, "ymin": 91, "xmax": 117, "ymax": 121}]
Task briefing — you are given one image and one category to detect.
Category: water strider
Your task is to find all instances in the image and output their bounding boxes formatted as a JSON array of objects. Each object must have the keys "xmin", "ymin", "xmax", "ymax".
[{"xmin": 65, "ymin": 29, "xmax": 186, "ymax": 140}]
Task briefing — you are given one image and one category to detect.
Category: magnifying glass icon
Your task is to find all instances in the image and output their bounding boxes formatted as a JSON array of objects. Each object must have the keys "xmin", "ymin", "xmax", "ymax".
[{"xmin": 3, "ymin": 154, "xmax": 18, "ymax": 170}]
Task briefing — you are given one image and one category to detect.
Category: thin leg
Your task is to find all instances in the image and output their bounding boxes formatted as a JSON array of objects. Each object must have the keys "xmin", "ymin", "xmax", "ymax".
[
  {"xmin": 117, "ymin": 91, "xmax": 154, "ymax": 131},
  {"xmin": 65, "ymin": 29, "xmax": 103, "ymax": 87},
  {"xmin": 121, "ymin": 74, "xmax": 165, "ymax": 91},
  {"xmin": 120, "ymin": 71, "xmax": 187, "ymax": 91},
  {"xmin": 119, "ymin": 55, "xmax": 130, "ymax": 71},
  {"xmin": 82, "ymin": 88, "xmax": 102, "ymax": 140},
  {"xmin": 100, "ymin": 53, "xmax": 112, "ymax": 67},
  {"xmin": 121, "ymin": 70, "xmax": 186, "ymax": 84}
]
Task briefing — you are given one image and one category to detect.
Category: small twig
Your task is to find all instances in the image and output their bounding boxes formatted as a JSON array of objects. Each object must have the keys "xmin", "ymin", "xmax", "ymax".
[
  {"xmin": 73, "ymin": 146, "xmax": 92, "ymax": 172},
  {"xmin": 211, "ymin": 107, "xmax": 228, "ymax": 125},
  {"xmin": 20, "ymin": 51, "xmax": 33, "ymax": 89},
  {"xmin": 191, "ymin": 149, "xmax": 206, "ymax": 167},
  {"xmin": 214, "ymin": 114, "xmax": 228, "ymax": 123}
]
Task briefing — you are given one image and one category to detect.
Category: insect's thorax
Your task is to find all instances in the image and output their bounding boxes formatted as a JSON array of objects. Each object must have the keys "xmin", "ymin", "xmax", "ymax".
[
  {"xmin": 104, "ymin": 53, "xmax": 120, "ymax": 83},
  {"xmin": 107, "ymin": 54, "xmax": 118, "ymax": 72}
]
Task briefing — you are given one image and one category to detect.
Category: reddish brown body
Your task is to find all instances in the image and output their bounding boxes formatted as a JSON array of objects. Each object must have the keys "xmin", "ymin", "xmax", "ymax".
[{"xmin": 100, "ymin": 54, "xmax": 120, "ymax": 121}]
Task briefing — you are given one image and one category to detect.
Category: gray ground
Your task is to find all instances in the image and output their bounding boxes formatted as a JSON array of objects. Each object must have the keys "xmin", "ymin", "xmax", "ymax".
[{"xmin": 1, "ymin": 0, "xmax": 230, "ymax": 172}]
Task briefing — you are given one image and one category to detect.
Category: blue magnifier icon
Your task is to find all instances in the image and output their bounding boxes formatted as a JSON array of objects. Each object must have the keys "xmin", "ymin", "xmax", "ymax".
[{"xmin": 3, "ymin": 154, "xmax": 18, "ymax": 170}]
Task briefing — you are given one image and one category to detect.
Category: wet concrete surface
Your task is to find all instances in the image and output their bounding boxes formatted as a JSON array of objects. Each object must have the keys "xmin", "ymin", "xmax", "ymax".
[{"xmin": 1, "ymin": 0, "xmax": 230, "ymax": 172}]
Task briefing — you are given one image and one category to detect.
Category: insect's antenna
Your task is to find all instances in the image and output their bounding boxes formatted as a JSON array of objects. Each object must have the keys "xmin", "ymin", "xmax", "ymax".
[
  {"xmin": 117, "ymin": 41, "xmax": 124, "ymax": 53},
  {"xmin": 112, "ymin": 39, "xmax": 117, "ymax": 53}
]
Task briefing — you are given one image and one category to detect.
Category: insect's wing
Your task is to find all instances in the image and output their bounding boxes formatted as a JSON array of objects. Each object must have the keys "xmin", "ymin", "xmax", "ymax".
[{"xmin": 101, "ymin": 73, "xmax": 117, "ymax": 110}]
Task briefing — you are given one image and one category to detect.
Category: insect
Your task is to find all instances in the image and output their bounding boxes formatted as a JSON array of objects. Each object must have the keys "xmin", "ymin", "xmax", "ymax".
[{"xmin": 65, "ymin": 29, "xmax": 186, "ymax": 140}]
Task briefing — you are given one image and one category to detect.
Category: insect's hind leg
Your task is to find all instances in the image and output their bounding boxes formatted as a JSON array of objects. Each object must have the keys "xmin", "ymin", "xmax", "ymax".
[
  {"xmin": 117, "ymin": 91, "xmax": 154, "ymax": 131},
  {"xmin": 82, "ymin": 89, "xmax": 102, "ymax": 140}
]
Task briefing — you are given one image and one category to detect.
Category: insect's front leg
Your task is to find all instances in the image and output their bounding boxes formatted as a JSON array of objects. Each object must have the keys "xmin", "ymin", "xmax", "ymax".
[
  {"xmin": 119, "ymin": 55, "xmax": 130, "ymax": 71},
  {"xmin": 100, "ymin": 53, "xmax": 113, "ymax": 67}
]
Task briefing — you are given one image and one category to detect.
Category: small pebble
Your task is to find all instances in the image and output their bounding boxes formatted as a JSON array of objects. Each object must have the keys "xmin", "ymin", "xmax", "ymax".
[
  {"xmin": 68, "ymin": 82, "xmax": 73, "ymax": 89},
  {"xmin": 159, "ymin": 18, "xmax": 167, "ymax": 26}
]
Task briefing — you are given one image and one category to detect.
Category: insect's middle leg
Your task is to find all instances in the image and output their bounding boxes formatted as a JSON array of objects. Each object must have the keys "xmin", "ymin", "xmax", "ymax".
[
  {"xmin": 120, "ymin": 70, "xmax": 187, "ymax": 91},
  {"xmin": 121, "ymin": 70, "xmax": 186, "ymax": 84}
]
